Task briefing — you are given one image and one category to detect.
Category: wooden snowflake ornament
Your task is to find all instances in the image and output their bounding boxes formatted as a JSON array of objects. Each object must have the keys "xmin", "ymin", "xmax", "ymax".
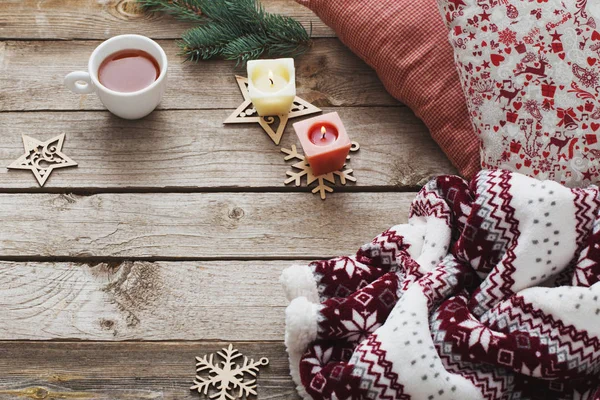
[
  {"xmin": 190, "ymin": 344, "xmax": 269, "ymax": 400},
  {"xmin": 224, "ymin": 76, "xmax": 321, "ymax": 145},
  {"xmin": 282, "ymin": 142, "xmax": 360, "ymax": 200},
  {"xmin": 7, "ymin": 133, "xmax": 77, "ymax": 186}
]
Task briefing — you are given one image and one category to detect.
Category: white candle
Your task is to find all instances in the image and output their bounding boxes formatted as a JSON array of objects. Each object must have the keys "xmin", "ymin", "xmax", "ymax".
[{"xmin": 247, "ymin": 58, "xmax": 296, "ymax": 116}]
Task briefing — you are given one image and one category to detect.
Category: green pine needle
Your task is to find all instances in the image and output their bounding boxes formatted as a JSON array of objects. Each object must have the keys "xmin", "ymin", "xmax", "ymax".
[
  {"xmin": 137, "ymin": 0, "xmax": 205, "ymax": 22},
  {"xmin": 180, "ymin": 23, "xmax": 244, "ymax": 61},
  {"xmin": 137, "ymin": 0, "xmax": 312, "ymax": 65},
  {"xmin": 222, "ymin": 34, "xmax": 270, "ymax": 65}
]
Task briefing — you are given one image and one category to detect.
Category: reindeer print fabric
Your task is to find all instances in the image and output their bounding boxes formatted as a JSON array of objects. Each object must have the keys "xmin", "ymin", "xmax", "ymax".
[{"xmin": 437, "ymin": 0, "xmax": 600, "ymax": 186}]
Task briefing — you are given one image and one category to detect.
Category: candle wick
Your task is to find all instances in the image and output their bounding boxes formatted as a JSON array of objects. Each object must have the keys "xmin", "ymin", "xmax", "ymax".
[{"xmin": 268, "ymin": 70, "xmax": 274, "ymax": 86}]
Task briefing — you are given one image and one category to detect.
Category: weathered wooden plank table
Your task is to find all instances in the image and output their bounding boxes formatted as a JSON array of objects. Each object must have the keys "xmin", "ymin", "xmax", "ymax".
[{"xmin": 0, "ymin": 1, "xmax": 456, "ymax": 398}]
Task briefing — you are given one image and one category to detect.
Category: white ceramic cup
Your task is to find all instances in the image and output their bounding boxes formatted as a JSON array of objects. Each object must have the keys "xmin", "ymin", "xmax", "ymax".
[{"xmin": 64, "ymin": 34, "xmax": 168, "ymax": 120}]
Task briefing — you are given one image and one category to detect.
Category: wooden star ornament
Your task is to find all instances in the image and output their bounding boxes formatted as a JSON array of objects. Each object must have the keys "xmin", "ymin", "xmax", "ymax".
[
  {"xmin": 8, "ymin": 133, "xmax": 77, "ymax": 186},
  {"xmin": 224, "ymin": 76, "xmax": 322, "ymax": 145}
]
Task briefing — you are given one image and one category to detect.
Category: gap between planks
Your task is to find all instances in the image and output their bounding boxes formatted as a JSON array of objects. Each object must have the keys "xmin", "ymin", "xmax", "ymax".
[
  {"xmin": 0, "ymin": 0, "xmax": 333, "ymax": 40},
  {"xmin": 0, "ymin": 109, "xmax": 456, "ymax": 190},
  {"xmin": 0, "ymin": 39, "xmax": 399, "ymax": 111},
  {"xmin": 0, "ymin": 105, "xmax": 409, "ymax": 113},
  {"xmin": 0, "ymin": 255, "xmax": 347, "ymax": 262},
  {"xmin": 0, "ymin": 192, "xmax": 414, "ymax": 259},
  {"xmin": 0, "ymin": 341, "xmax": 300, "ymax": 400},
  {"xmin": 0, "ymin": 260, "xmax": 299, "ymax": 341},
  {"xmin": 0, "ymin": 186, "xmax": 424, "ymax": 195}
]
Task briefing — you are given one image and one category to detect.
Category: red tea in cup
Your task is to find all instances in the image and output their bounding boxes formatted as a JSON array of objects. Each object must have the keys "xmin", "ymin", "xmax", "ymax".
[{"xmin": 98, "ymin": 49, "xmax": 160, "ymax": 93}]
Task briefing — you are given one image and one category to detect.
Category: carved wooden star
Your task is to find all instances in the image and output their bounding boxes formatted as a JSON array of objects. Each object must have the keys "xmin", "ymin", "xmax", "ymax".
[
  {"xmin": 8, "ymin": 133, "xmax": 77, "ymax": 186},
  {"xmin": 224, "ymin": 76, "xmax": 322, "ymax": 145}
]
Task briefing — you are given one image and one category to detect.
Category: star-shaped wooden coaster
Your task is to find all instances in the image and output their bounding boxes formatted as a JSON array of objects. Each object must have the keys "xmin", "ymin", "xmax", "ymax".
[
  {"xmin": 224, "ymin": 76, "xmax": 322, "ymax": 145},
  {"xmin": 8, "ymin": 133, "xmax": 77, "ymax": 186}
]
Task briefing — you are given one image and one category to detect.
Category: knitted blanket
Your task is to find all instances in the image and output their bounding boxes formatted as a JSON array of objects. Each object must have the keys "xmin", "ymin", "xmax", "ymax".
[{"xmin": 281, "ymin": 169, "xmax": 600, "ymax": 400}]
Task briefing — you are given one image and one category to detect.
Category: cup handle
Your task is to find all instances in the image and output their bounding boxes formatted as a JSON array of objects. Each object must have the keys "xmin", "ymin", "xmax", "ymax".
[{"xmin": 64, "ymin": 71, "xmax": 95, "ymax": 94}]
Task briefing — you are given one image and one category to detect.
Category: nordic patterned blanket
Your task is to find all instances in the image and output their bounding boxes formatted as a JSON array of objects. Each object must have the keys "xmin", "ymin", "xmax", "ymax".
[{"xmin": 282, "ymin": 169, "xmax": 600, "ymax": 400}]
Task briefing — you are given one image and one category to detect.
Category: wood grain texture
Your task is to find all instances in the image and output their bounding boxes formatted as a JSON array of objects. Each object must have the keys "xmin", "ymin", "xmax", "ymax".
[
  {"xmin": 0, "ymin": 341, "xmax": 300, "ymax": 399},
  {"xmin": 0, "ymin": 192, "xmax": 413, "ymax": 259},
  {"xmin": 0, "ymin": 39, "xmax": 396, "ymax": 111},
  {"xmin": 0, "ymin": 0, "xmax": 333, "ymax": 39},
  {"xmin": 0, "ymin": 3, "xmax": 439, "ymax": 400},
  {"xmin": 0, "ymin": 109, "xmax": 456, "ymax": 190},
  {"xmin": 0, "ymin": 261, "xmax": 291, "ymax": 340}
]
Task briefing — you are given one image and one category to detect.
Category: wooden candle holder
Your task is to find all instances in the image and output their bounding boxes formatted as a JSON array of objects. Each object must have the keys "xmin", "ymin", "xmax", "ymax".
[
  {"xmin": 224, "ymin": 76, "xmax": 322, "ymax": 145},
  {"xmin": 282, "ymin": 141, "xmax": 360, "ymax": 200}
]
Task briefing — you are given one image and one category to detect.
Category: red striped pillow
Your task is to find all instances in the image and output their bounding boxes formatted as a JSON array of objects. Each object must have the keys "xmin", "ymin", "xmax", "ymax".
[{"xmin": 297, "ymin": 0, "xmax": 481, "ymax": 178}]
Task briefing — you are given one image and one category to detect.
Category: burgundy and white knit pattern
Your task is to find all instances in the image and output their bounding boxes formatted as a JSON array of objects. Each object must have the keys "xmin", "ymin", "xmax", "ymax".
[{"xmin": 282, "ymin": 169, "xmax": 600, "ymax": 400}]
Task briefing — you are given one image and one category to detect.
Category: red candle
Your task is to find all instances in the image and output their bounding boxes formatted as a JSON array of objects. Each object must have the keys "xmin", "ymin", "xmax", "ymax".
[
  {"xmin": 309, "ymin": 124, "xmax": 339, "ymax": 146},
  {"xmin": 293, "ymin": 112, "xmax": 352, "ymax": 176}
]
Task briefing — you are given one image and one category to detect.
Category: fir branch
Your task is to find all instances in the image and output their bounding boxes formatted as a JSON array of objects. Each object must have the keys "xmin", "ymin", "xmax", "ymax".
[
  {"xmin": 224, "ymin": 0, "xmax": 266, "ymax": 29},
  {"xmin": 222, "ymin": 34, "xmax": 271, "ymax": 65},
  {"xmin": 186, "ymin": 0, "xmax": 236, "ymax": 24},
  {"xmin": 137, "ymin": 0, "xmax": 205, "ymax": 22},
  {"xmin": 262, "ymin": 13, "xmax": 311, "ymax": 51},
  {"xmin": 180, "ymin": 23, "xmax": 243, "ymax": 61},
  {"xmin": 137, "ymin": 0, "xmax": 312, "ymax": 65}
]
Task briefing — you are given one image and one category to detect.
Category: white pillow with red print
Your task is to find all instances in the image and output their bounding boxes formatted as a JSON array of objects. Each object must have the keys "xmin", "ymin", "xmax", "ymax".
[{"xmin": 437, "ymin": 0, "xmax": 600, "ymax": 186}]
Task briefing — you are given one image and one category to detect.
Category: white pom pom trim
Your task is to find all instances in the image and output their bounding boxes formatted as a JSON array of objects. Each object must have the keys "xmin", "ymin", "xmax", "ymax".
[
  {"xmin": 280, "ymin": 264, "xmax": 319, "ymax": 302},
  {"xmin": 285, "ymin": 296, "xmax": 320, "ymax": 400}
]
